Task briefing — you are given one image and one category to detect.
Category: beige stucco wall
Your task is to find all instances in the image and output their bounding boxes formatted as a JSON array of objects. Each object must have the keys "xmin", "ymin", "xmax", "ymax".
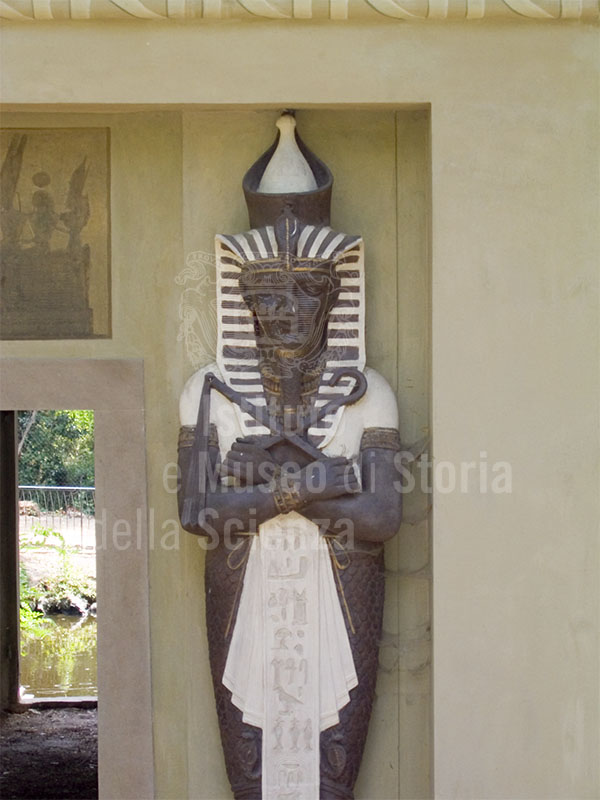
[{"xmin": 1, "ymin": 18, "xmax": 598, "ymax": 800}]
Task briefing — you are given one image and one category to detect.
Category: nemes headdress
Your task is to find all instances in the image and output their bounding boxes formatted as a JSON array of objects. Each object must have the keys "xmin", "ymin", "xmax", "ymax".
[{"xmin": 215, "ymin": 114, "xmax": 365, "ymax": 448}]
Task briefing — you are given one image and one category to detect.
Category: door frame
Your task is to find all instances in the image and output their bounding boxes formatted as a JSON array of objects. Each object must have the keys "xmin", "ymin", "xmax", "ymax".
[{"xmin": 0, "ymin": 357, "xmax": 154, "ymax": 800}]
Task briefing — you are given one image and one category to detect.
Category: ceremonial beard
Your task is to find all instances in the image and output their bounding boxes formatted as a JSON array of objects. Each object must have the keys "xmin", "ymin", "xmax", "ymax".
[{"xmin": 257, "ymin": 339, "xmax": 327, "ymax": 428}]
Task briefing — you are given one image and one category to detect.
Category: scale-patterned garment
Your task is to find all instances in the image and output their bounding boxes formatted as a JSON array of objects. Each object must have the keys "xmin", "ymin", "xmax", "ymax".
[{"xmin": 215, "ymin": 224, "xmax": 365, "ymax": 448}]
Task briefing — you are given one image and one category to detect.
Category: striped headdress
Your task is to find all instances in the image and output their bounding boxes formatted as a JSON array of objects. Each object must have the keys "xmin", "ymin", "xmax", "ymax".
[{"xmin": 215, "ymin": 222, "xmax": 365, "ymax": 448}]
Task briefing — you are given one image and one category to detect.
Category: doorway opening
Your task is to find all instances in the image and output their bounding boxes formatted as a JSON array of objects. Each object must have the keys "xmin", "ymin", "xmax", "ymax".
[
  {"xmin": 0, "ymin": 408, "xmax": 98, "ymax": 800},
  {"xmin": 18, "ymin": 410, "xmax": 97, "ymax": 702},
  {"xmin": 1, "ymin": 357, "xmax": 154, "ymax": 799}
]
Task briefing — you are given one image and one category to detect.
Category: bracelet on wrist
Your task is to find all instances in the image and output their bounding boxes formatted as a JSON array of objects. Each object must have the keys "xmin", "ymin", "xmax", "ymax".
[{"xmin": 272, "ymin": 475, "xmax": 305, "ymax": 515}]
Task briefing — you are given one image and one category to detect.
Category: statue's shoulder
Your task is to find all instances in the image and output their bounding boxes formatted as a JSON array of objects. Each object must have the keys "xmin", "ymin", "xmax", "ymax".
[
  {"xmin": 179, "ymin": 362, "xmax": 221, "ymax": 426},
  {"xmin": 360, "ymin": 367, "xmax": 399, "ymax": 429}
]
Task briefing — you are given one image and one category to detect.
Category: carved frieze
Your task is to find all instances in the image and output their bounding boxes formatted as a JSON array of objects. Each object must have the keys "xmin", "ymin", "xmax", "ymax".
[{"xmin": 1, "ymin": 0, "xmax": 596, "ymax": 21}]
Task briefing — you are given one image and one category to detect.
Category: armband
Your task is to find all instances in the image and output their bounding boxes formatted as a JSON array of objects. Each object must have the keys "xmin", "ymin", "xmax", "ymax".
[
  {"xmin": 271, "ymin": 475, "xmax": 305, "ymax": 515},
  {"xmin": 360, "ymin": 427, "xmax": 401, "ymax": 452},
  {"xmin": 178, "ymin": 423, "xmax": 219, "ymax": 449}
]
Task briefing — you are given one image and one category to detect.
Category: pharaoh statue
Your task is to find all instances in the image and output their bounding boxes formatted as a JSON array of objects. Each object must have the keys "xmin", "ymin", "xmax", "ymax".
[{"xmin": 178, "ymin": 113, "xmax": 402, "ymax": 800}]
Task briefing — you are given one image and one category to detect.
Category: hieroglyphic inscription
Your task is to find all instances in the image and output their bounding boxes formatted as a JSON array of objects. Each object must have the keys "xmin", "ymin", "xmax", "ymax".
[{"xmin": 263, "ymin": 518, "xmax": 320, "ymax": 800}]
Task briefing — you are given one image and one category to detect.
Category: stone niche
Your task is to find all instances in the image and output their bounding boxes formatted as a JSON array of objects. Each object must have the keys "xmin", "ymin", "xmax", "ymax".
[
  {"xmin": 0, "ymin": 127, "xmax": 111, "ymax": 340},
  {"xmin": 180, "ymin": 108, "xmax": 433, "ymax": 800}
]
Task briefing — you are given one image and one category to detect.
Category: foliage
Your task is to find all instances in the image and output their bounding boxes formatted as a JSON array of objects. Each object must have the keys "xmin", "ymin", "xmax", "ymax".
[
  {"xmin": 37, "ymin": 570, "xmax": 97, "ymax": 609},
  {"xmin": 20, "ymin": 524, "xmax": 67, "ymax": 554},
  {"xmin": 18, "ymin": 409, "xmax": 94, "ymax": 487},
  {"xmin": 19, "ymin": 525, "xmax": 98, "ymax": 695},
  {"xmin": 20, "ymin": 525, "xmax": 96, "ymax": 615},
  {"xmin": 19, "ymin": 603, "xmax": 53, "ymax": 646},
  {"xmin": 19, "ymin": 564, "xmax": 53, "ymax": 651}
]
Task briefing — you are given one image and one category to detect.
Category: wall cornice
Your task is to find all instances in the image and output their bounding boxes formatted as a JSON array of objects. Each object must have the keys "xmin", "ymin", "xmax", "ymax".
[{"xmin": 1, "ymin": 0, "xmax": 598, "ymax": 21}]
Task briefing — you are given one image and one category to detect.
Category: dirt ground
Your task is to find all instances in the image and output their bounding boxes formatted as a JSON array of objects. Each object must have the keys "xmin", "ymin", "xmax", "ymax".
[
  {"xmin": 0, "ymin": 708, "xmax": 97, "ymax": 800},
  {"xmin": 19, "ymin": 515, "xmax": 96, "ymax": 554},
  {"xmin": 20, "ymin": 548, "xmax": 96, "ymax": 586}
]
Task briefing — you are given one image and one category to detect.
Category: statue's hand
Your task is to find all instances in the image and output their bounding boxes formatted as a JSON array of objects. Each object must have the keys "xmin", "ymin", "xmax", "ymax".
[
  {"xmin": 222, "ymin": 436, "xmax": 278, "ymax": 483},
  {"xmin": 297, "ymin": 456, "xmax": 360, "ymax": 504}
]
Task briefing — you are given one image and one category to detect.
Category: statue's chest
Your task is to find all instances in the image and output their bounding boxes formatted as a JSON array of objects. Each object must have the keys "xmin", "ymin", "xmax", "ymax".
[{"xmin": 212, "ymin": 389, "xmax": 362, "ymax": 462}]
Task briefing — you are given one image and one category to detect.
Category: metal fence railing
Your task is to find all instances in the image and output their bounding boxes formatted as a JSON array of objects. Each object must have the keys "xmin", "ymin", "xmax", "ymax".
[{"xmin": 19, "ymin": 485, "xmax": 96, "ymax": 550}]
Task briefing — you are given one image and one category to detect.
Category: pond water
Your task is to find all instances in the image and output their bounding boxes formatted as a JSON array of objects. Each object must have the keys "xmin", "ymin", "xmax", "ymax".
[{"xmin": 20, "ymin": 614, "xmax": 97, "ymax": 698}]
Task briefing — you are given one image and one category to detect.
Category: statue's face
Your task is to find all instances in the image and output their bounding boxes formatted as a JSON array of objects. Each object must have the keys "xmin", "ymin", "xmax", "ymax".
[{"xmin": 240, "ymin": 268, "xmax": 340, "ymax": 356}]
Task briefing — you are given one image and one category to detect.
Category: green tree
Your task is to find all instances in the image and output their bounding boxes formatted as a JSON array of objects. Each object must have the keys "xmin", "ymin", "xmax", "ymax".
[{"xmin": 18, "ymin": 410, "xmax": 94, "ymax": 487}]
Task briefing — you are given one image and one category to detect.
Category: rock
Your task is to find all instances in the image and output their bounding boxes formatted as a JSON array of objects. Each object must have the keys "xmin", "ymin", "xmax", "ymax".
[
  {"xmin": 19, "ymin": 500, "xmax": 40, "ymax": 516},
  {"xmin": 64, "ymin": 594, "xmax": 88, "ymax": 615},
  {"xmin": 38, "ymin": 593, "xmax": 88, "ymax": 615},
  {"xmin": 37, "ymin": 597, "xmax": 52, "ymax": 614}
]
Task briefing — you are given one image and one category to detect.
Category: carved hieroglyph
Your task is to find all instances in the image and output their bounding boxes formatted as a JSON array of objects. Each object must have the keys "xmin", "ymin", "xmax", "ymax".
[
  {"xmin": 223, "ymin": 515, "xmax": 358, "ymax": 798},
  {"xmin": 1, "ymin": 0, "xmax": 596, "ymax": 20}
]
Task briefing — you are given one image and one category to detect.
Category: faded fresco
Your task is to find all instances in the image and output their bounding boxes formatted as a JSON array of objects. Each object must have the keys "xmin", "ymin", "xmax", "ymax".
[{"xmin": 0, "ymin": 128, "xmax": 110, "ymax": 339}]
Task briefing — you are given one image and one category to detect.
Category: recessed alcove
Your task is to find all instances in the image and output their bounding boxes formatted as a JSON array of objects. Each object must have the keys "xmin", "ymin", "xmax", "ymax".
[
  {"xmin": 1, "ymin": 107, "xmax": 431, "ymax": 800},
  {"xmin": 180, "ymin": 107, "xmax": 432, "ymax": 800}
]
